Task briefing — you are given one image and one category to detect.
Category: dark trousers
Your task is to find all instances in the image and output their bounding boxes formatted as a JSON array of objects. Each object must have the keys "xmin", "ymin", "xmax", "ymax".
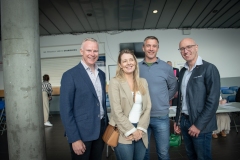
[{"xmin": 69, "ymin": 118, "xmax": 105, "ymax": 160}]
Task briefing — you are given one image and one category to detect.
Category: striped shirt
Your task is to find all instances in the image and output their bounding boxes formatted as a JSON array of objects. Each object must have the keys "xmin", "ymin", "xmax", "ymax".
[
  {"xmin": 42, "ymin": 81, "xmax": 53, "ymax": 97},
  {"xmin": 81, "ymin": 60, "xmax": 104, "ymax": 119}
]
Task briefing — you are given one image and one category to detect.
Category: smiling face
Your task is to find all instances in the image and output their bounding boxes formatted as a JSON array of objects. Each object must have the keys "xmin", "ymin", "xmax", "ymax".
[
  {"xmin": 80, "ymin": 40, "xmax": 99, "ymax": 68},
  {"xmin": 142, "ymin": 38, "xmax": 159, "ymax": 63},
  {"xmin": 119, "ymin": 53, "xmax": 136, "ymax": 75},
  {"xmin": 179, "ymin": 38, "xmax": 198, "ymax": 66}
]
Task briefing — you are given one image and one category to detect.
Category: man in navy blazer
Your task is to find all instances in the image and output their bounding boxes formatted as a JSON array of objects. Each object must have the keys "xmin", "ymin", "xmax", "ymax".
[
  {"xmin": 174, "ymin": 38, "xmax": 220, "ymax": 160},
  {"xmin": 60, "ymin": 38, "xmax": 108, "ymax": 160}
]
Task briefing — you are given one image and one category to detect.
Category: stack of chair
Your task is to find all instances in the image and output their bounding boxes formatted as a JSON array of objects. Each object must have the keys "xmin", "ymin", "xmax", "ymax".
[{"xmin": 0, "ymin": 101, "xmax": 6, "ymax": 135}]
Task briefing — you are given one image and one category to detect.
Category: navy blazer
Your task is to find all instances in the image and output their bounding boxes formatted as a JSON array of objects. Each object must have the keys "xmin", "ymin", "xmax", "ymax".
[
  {"xmin": 60, "ymin": 62, "xmax": 108, "ymax": 143},
  {"xmin": 175, "ymin": 60, "xmax": 220, "ymax": 133}
]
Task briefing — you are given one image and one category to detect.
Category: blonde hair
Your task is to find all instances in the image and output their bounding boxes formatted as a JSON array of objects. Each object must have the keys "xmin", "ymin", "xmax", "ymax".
[{"xmin": 115, "ymin": 49, "xmax": 146, "ymax": 96}]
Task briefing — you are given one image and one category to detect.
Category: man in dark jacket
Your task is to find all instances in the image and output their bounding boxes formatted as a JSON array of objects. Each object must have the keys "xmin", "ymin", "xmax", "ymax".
[{"xmin": 174, "ymin": 38, "xmax": 220, "ymax": 160}]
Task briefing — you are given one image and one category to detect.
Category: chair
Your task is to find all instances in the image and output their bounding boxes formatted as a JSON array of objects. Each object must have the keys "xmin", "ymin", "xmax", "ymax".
[
  {"xmin": 0, "ymin": 101, "xmax": 6, "ymax": 135},
  {"xmin": 227, "ymin": 95, "xmax": 236, "ymax": 103},
  {"xmin": 229, "ymin": 86, "xmax": 239, "ymax": 93},
  {"xmin": 220, "ymin": 86, "xmax": 229, "ymax": 91},
  {"xmin": 221, "ymin": 89, "xmax": 234, "ymax": 94},
  {"xmin": 221, "ymin": 89, "xmax": 235, "ymax": 99}
]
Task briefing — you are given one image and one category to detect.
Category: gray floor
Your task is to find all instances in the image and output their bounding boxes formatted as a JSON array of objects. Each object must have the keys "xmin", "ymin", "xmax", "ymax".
[{"xmin": 1, "ymin": 114, "xmax": 240, "ymax": 160}]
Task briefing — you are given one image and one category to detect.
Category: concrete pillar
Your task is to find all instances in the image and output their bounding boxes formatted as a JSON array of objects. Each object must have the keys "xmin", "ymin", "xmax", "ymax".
[{"xmin": 1, "ymin": 0, "xmax": 46, "ymax": 159}]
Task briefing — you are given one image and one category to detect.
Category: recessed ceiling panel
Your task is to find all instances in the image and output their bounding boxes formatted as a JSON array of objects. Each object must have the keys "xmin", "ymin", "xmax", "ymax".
[
  {"xmin": 156, "ymin": 0, "xmax": 181, "ymax": 28},
  {"xmin": 118, "ymin": 0, "xmax": 134, "ymax": 30},
  {"xmin": 68, "ymin": 0, "xmax": 93, "ymax": 32},
  {"xmin": 39, "ymin": 10, "xmax": 62, "ymax": 34},
  {"xmin": 168, "ymin": 0, "xmax": 196, "ymax": 28},
  {"xmin": 39, "ymin": 0, "xmax": 72, "ymax": 33},
  {"xmin": 103, "ymin": 0, "xmax": 118, "ymax": 30},
  {"xmin": 180, "ymin": 0, "xmax": 210, "ymax": 28},
  {"xmin": 131, "ymin": 0, "xmax": 150, "ymax": 29},
  {"xmin": 51, "ymin": 0, "xmax": 85, "ymax": 32},
  {"xmin": 230, "ymin": 19, "xmax": 240, "ymax": 28},
  {"xmin": 81, "ymin": 2, "xmax": 99, "ymax": 31},
  {"xmin": 220, "ymin": 12, "xmax": 240, "ymax": 28},
  {"xmin": 191, "ymin": 0, "xmax": 221, "ymax": 28},
  {"xmin": 92, "ymin": 1, "xmax": 106, "ymax": 31},
  {"xmin": 144, "ymin": 0, "xmax": 166, "ymax": 29},
  {"xmin": 40, "ymin": 25, "xmax": 50, "ymax": 35},
  {"xmin": 207, "ymin": 1, "xmax": 240, "ymax": 28}
]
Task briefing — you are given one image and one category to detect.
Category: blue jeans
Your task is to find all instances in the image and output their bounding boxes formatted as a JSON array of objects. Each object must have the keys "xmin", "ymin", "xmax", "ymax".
[
  {"xmin": 114, "ymin": 123, "xmax": 146, "ymax": 160},
  {"xmin": 144, "ymin": 114, "xmax": 170, "ymax": 160},
  {"xmin": 180, "ymin": 115, "xmax": 212, "ymax": 160}
]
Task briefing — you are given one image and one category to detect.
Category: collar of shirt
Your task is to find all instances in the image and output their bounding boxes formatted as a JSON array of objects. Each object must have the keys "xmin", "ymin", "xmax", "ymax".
[
  {"xmin": 81, "ymin": 60, "xmax": 99, "ymax": 72},
  {"xmin": 184, "ymin": 56, "xmax": 203, "ymax": 71},
  {"xmin": 142, "ymin": 57, "xmax": 160, "ymax": 65}
]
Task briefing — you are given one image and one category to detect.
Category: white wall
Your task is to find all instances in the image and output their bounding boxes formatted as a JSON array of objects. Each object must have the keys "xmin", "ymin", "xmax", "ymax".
[
  {"xmin": 0, "ymin": 29, "xmax": 240, "ymax": 89},
  {"xmin": 40, "ymin": 29, "xmax": 240, "ymax": 83}
]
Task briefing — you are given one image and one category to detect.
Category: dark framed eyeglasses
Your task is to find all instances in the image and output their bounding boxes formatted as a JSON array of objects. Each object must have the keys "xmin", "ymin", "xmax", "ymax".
[{"xmin": 178, "ymin": 45, "xmax": 196, "ymax": 52}]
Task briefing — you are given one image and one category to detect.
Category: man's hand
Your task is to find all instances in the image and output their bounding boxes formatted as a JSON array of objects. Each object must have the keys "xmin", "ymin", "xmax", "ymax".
[
  {"xmin": 188, "ymin": 125, "xmax": 200, "ymax": 137},
  {"xmin": 174, "ymin": 122, "xmax": 181, "ymax": 134},
  {"xmin": 72, "ymin": 140, "xmax": 86, "ymax": 155}
]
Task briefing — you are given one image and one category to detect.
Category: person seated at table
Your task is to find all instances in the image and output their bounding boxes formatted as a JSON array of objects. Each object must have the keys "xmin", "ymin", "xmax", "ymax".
[{"xmin": 212, "ymin": 96, "xmax": 231, "ymax": 138}]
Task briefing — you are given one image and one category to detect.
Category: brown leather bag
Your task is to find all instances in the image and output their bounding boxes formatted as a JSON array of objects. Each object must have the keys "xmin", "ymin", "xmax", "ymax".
[{"xmin": 102, "ymin": 124, "xmax": 119, "ymax": 147}]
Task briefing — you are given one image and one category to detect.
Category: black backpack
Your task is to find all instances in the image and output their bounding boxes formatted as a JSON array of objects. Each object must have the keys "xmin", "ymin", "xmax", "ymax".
[{"xmin": 236, "ymin": 88, "xmax": 240, "ymax": 102}]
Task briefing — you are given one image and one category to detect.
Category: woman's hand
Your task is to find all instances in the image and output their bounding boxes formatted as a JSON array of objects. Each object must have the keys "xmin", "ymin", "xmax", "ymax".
[
  {"xmin": 125, "ymin": 135, "xmax": 134, "ymax": 141},
  {"xmin": 132, "ymin": 130, "xmax": 142, "ymax": 141}
]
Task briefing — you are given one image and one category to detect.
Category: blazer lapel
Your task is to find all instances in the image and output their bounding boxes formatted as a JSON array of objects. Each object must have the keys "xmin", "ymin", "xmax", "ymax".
[
  {"xmin": 78, "ymin": 63, "xmax": 98, "ymax": 99},
  {"xmin": 98, "ymin": 69, "xmax": 107, "ymax": 111},
  {"xmin": 187, "ymin": 65, "xmax": 200, "ymax": 84},
  {"xmin": 120, "ymin": 81, "xmax": 134, "ymax": 108}
]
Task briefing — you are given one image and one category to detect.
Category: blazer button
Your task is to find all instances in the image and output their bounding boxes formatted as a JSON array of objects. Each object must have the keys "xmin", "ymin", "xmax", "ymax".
[{"xmin": 97, "ymin": 103, "xmax": 99, "ymax": 106}]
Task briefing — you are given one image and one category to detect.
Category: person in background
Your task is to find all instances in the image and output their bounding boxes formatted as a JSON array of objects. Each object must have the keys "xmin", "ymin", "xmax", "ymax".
[
  {"xmin": 139, "ymin": 36, "xmax": 178, "ymax": 160},
  {"xmin": 174, "ymin": 38, "xmax": 220, "ymax": 160},
  {"xmin": 108, "ymin": 49, "xmax": 151, "ymax": 160},
  {"xmin": 167, "ymin": 61, "xmax": 179, "ymax": 106},
  {"xmin": 60, "ymin": 38, "xmax": 108, "ymax": 160},
  {"xmin": 236, "ymin": 87, "xmax": 240, "ymax": 102},
  {"xmin": 42, "ymin": 74, "xmax": 53, "ymax": 127},
  {"xmin": 212, "ymin": 96, "xmax": 231, "ymax": 138},
  {"xmin": 167, "ymin": 61, "xmax": 179, "ymax": 78}
]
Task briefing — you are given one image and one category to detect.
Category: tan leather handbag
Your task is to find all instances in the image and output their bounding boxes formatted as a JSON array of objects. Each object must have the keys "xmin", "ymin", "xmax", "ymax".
[{"xmin": 102, "ymin": 125, "xmax": 119, "ymax": 147}]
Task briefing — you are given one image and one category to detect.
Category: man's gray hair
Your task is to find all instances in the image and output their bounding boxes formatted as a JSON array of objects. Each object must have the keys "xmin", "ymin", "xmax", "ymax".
[{"xmin": 81, "ymin": 38, "xmax": 98, "ymax": 49}]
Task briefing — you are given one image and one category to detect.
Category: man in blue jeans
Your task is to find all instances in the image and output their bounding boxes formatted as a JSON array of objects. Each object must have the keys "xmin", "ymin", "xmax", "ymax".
[
  {"xmin": 139, "ymin": 36, "xmax": 177, "ymax": 160},
  {"xmin": 174, "ymin": 38, "xmax": 220, "ymax": 160}
]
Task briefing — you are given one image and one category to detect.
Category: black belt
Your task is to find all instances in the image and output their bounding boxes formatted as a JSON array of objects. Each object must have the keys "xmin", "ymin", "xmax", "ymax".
[{"xmin": 181, "ymin": 113, "xmax": 189, "ymax": 119}]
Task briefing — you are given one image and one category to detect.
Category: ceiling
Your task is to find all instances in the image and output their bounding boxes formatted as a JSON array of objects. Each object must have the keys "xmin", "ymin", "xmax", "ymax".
[{"xmin": 2, "ymin": 0, "xmax": 240, "ymax": 37}]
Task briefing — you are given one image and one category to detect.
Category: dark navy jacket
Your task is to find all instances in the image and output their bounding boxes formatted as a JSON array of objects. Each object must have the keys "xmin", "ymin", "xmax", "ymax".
[
  {"xmin": 60, "ymin": 62, "xmax": 108, "ymax": 143},
  {"xmin": 175, "ymin": 60, "xmax": 220, "ymax": 133}
]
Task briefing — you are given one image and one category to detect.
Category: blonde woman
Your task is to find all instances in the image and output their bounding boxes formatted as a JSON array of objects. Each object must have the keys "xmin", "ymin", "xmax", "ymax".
[{"xmin": 108, "ymin": 49, "xmax": 151, "ymax": 160}]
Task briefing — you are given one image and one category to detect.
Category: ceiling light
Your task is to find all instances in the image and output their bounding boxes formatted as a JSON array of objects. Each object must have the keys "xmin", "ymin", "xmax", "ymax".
[{"xmin": 153, "ymin": 10, "xmax": 158, "ymax": 14}]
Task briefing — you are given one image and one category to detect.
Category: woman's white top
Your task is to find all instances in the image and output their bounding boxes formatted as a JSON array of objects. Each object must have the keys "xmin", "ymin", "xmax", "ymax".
[{"xmin": 129, "ymin": 91, "xmax": 143, "ymax": 123}]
